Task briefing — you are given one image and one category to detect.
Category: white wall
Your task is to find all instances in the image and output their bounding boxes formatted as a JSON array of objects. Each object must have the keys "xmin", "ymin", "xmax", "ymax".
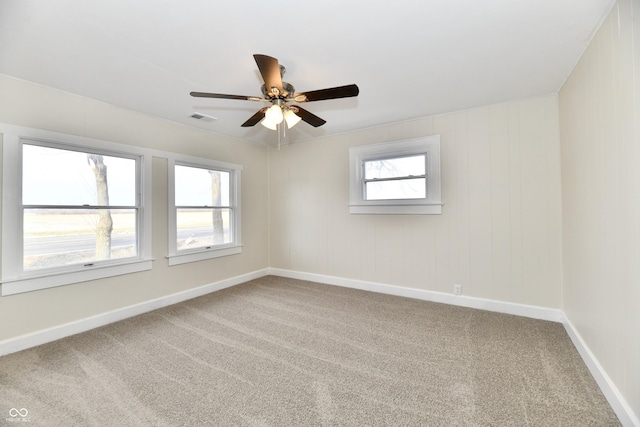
[
  {"xmin": 559, "ymin": 0, "xmax": 640, "ymax": 420},
  {"xmin": 0, "ymin": 75, "xmax": 269, "ymax": 342},
  {"xmin": 269, "ymin": 94, "xmax": 563, "ymax": 308}
]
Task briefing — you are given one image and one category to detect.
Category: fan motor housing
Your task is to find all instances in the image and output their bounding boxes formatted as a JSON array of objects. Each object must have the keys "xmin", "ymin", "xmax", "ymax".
[{"xmin": 261, "ymin": 82, "xmax": 295, "ymax": 100}]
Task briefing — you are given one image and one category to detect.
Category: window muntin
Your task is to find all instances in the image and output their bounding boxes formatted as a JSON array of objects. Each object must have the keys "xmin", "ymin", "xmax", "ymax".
[
  {"xmin": 21, "ymin": 142, "xmax": 140, "ymax": 272},
  {"xmin": 363, "ymin": 154, "xmax": 427, "ymax": 200}
]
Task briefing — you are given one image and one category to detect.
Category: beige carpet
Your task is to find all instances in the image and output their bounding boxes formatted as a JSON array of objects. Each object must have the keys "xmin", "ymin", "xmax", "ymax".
[{"xmin": 0, "ymin": 276, "xmax": 620, "ymax": 426}]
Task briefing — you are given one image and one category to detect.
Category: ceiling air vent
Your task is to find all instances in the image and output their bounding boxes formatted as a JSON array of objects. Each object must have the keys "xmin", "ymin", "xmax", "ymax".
[{"xmin": 189, "ymin": 112, "xmax": 217, "ymax": 122}]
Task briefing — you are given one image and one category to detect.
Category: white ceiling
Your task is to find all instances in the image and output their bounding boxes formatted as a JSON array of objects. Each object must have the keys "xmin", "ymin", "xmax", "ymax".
[{"xmin": 0, "ymin": 0, "xmax": 613, "ymax": 146}]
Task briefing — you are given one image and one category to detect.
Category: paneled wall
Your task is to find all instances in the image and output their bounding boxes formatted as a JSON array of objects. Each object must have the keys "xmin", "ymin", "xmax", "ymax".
[
  {"xmin": 269, "ymin": 94, "xmax": 562, "ymax": 308},
  {"xmin": 0, "ymin": 75, "xmax": 269, "ymax": 342},
  {"xmin": 559, "ymin": 0, "xmax": 640, "ymax": 418}
]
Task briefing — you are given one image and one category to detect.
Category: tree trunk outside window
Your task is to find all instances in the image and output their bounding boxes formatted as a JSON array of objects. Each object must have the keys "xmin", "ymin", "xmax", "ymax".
[
  {"xmin": 87, "ymin": 154, "xmax": 113, "ymax": 259},
  {"xmin": 209, "ymin": 170, "xmax": 224, "ymax": 244}
]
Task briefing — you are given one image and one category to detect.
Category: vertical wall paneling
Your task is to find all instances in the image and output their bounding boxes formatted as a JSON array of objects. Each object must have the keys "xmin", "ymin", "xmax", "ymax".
[
  {"xmin": 559, "ymin": 0, "xmax": 640, "ymax": 421},
  {"xmin": 466, "ymin": 107, "xmax": 494, "ymax": 298},
  {"xmin": 507, "ymin": 103, "xmax": 525, "ymax": 303},
  {"xmin": 488, "ymin": 103, "xmax": 512, "ymax": 300},
  {"xmin": 432, "ymin": 115, "xmax": 453, "ymax": 294},
  {"xmin": 453, "ymin": 113, "xmax": 473, "ymax": 295},
  {"xmin": 518, "ymin": 97, "xmax": 558, "ymax": 306},
  {"xmin": 269, "ymin": 94, "xmax": 562, "ymax": 308}
]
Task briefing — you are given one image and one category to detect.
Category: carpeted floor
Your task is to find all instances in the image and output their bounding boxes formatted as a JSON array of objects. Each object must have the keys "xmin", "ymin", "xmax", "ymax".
[{"xmin": 0, "ymin": 276, "xmax": 620, "ymax": 426}]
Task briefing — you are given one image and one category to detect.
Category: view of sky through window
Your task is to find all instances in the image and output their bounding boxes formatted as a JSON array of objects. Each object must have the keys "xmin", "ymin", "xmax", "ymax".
[
  {"xmin": 364, "ymin": 154, "xmax": 426, "ymax": 200},
  {"xmin": 22, "ymin": 144, "xmax": 136, "ymax": 206},
  {"xmin": 174, "ymin": 165, "xmax": 230, "ymax": 206}
]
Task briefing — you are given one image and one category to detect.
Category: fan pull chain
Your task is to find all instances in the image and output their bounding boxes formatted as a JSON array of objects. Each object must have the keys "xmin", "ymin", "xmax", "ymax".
[{"xmin": 282, "ymin": 118, "xmax": 288, "ymax": 149}]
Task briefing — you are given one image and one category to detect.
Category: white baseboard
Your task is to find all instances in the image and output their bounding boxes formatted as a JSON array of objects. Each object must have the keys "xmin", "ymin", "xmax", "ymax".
[
  {"xmin": 2, "ymin": 267, "xmax": 636, "ymax": 426},
  {"xmin": 268, "ymin": 268, "xmax": 638, "ymax": 426},
  {"xmin": 562, "ymin": 319, "xmax": 640, "ymax": 427},
  {"xmin": 268, "ymin": 268, "xmax": 564, "ymax": 322},
  {"xmin": 0, "ymin": 268, "xmax": 269, "ymax": 357}
]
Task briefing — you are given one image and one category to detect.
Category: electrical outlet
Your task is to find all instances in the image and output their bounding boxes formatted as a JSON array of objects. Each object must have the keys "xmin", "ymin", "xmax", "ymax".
[{"xmin": 454, "ymin": 284, "xmax": 462, "ymax": 296}]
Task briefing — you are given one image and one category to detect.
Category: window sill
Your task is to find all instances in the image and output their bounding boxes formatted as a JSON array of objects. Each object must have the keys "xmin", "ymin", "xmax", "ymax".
[
  {"xmin": 349, "ymin": 204, "xmax": 442, "ymax": 215},
  {"xmin": 1, "ymin": 258, "xmax": 154, "ymax": 296},
  {"xmin": 167, "ymin": 245, "xmax": 242, "ymax": 266}
]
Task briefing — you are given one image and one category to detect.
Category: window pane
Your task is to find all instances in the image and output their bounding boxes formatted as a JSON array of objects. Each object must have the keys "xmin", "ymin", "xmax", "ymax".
[
  {"xmin": 364, "ymin": 155, "xmax": 425, "ymax": 180},
  {"xmin": 177, "ymin": 208, "xmax": 232, "ymax": 250},
  {"xmin": 365, "ymin": 178, "xmax": 426, "ymax": 200},
  {"xmin": 175, "ymin": 165, "xmax": 230, "ymax": 206},
  {"xmin": 22, "ymin": 144, "xmax": 136, "ymax": 206},
  {"xmin": 23, "ymin": 209, "xmax": 137, "ymax": 270}
]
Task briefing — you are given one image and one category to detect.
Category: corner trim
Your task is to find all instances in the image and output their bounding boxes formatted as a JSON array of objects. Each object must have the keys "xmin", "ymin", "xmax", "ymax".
[
  {"xmin": 0, "ymin": 268, "xmax": 269, "ymax": 356},
  {"xmin": 562, "ymin": 318, "xmax": 640, "ymax": 427}
]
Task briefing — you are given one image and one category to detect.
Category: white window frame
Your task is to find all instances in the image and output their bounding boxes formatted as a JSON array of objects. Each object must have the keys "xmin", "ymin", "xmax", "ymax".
[
  {"xmin": 167, "ymin": 156, "xmax": 242, "ymax": 266},
  {"xmin": 1, "ymin": 124, "xmax": 153, "ymax": 296},
  {"xmin": 349, "ymin": 136, "xmax": 442, "ymax": 215}
]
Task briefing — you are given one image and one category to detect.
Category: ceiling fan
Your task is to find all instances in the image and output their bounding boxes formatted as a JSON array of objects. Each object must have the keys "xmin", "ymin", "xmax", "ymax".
[{"xmin": 190, "ymin": 54, "xmax": 359, "ymax": 130}]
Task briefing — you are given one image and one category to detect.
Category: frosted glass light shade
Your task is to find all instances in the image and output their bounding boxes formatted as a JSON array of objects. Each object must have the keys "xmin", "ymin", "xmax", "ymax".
[
  {"xmin": 284, "ymin": 109, "xmax": 302, "ymax": 129},
  {"xmin": 261, "ymin": 118, "xmax": 278, "ymax": 130},
  {"xmin": 265, "ymin": 105, "xmax": 284, "ymax": 124}
]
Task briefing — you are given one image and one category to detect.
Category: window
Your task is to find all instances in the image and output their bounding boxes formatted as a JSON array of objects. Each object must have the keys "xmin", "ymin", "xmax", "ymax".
[
  {"xmin": 167, "ymin": 158, "xmax": 242, "ymax": 266},
  {"xmin": 22, "ymin": 144, "xmax": 139, "ymax": 269},
  {"xmin": 349, "ymin": 136, "xmax": 442, "ymax": 214},
  {"xmin": 1, "ymin": 125, "xmax": 153, "ymax": 296},
  {"xmin": 363, "ymin": 154, "xmax": 427, "ymax": 200}
]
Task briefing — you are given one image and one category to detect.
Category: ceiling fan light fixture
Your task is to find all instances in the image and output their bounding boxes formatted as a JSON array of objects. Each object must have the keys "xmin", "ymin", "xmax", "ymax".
[
  {"xmin": 265, "ymin": 104, "xmax": 284, "ymax": 124},
  {"xmin": 190, "ymin": 54, "xmax": 360, "ymax": 132},
  {"xmin": 284, "ymin": 109, "xmax": 301, "ymax": 129},
  {"xmin": 261, "ymin": 117, "xmax": 278, "ymax": 130}
]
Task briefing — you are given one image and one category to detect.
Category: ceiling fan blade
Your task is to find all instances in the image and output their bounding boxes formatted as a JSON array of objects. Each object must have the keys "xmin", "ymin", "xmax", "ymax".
[
  {"xmin": 293, "ymin": 84, "xmax": 359, "ymax": 102},
  {"xmin": 253, "ymin": 54, "xmax": 284, "ymax": 97},
  {"xmin": 292, "ymin": 106, "xmax": 326, "ymax": 127},
  {"xmin": 241, "ymin": 107, "xmax": 267, "ymax": 127},
  {"xmin": 190, "ymin": 92, "xmax": 263, "ymax": 101}
]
